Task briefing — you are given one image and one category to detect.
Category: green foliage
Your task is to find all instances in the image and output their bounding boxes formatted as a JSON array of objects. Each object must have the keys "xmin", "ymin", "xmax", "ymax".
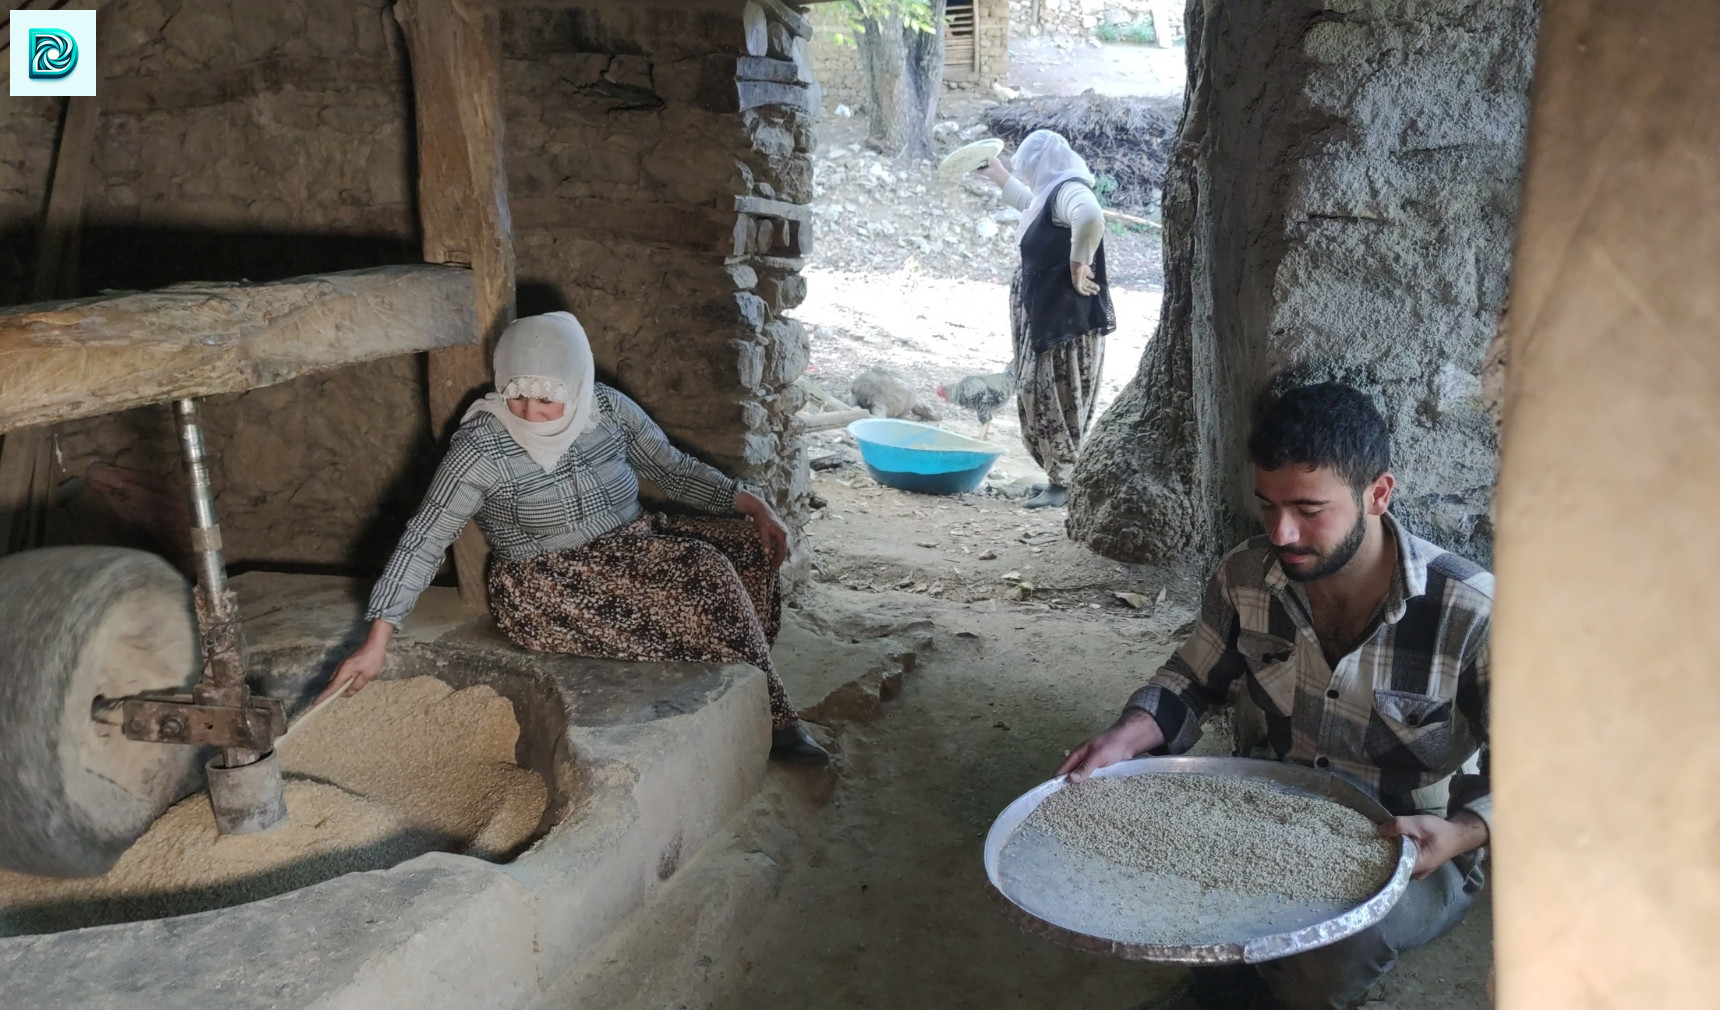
[
  {"xmin": 1094, "ymin": 18, "xmax": 1159, "ymax": 45},
  {"xmin": 1092, "ymin": 174, "xmax": 1120, "ymax": 206},
  {"xmin": 837, "ymin": 0, "xmax": 938, "ymax": 36}
]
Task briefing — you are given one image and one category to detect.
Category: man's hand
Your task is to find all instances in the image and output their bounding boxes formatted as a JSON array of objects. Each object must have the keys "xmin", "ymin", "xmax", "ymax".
[
  {"xmin": 1380, "ymin": 811, "xmax": 1489, "ymax": 879},
  {"xmin": 1056, "ymin": 708, "xmax": 1167, "ymax": 782},
  {"xmin": 314, "ymin": 619, "xmax": 395, "ymax": 704},
  {"xmin": 736, "ymin": 490, "xmax": 790, "ymax": 569},
  {"xmin": 1070, "ymin": 260, "xmax": 1100, "ymax": 296}
]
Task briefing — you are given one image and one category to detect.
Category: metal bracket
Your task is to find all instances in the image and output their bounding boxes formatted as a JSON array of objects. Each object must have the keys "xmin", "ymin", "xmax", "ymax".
[{"xmin": 115, "ymin": 694, "xmax": 286, "ymax": 752}]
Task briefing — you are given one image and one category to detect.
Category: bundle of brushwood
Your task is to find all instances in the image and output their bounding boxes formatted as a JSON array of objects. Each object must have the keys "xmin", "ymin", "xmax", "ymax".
[{"xmin": 982, "ymin": 93, "xmax": 1182, "ymax": 211}]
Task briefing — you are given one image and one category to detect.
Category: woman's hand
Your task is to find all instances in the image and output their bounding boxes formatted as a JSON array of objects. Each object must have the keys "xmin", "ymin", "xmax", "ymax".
[
  {"xmin": 977, "ymin": 156, "xmax": 1012, "ymax": 189},
  {"xmin": 314, "ymin": 619, "xmax": 395, "ymax": 704},
  {"xmin": 1070, "ymin": 260, "xmax": 1100, "ymax": 296},
  {"xmin": 735, "ymin": 490, "xmax": 790, "ymax": 569}
]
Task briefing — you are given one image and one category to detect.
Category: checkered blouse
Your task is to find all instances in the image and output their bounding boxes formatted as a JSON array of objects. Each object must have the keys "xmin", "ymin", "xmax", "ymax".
[
  {"xmin": 1127, "ymin": 514, "xmax": 1494, "ymax": 834},
  {"xmin": 366, "ymin": 384, "xmax": 739, "ymax": 627}
]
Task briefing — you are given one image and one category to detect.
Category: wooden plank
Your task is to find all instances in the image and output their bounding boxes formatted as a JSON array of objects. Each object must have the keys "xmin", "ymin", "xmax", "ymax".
[
  {"xmin": 743, "ymin": 2, "xmax": 769, "ymax": 56},
  {"xmin": 395, "ymin": 0, "xmax": 517, "ymax": 611},
  {"xmin": 737, "ymin": 79, "xmax": 816, "ymax": 113},
  {"xmin": 794, "ymin": 407, "xmax": 870, "ymax": 432},
  {"xmin": 0, "ymin": 265, "xmax": 478, "ymax": 434},
  {"xmin": 737, "ymin": 56, "xmax": 800, "ymax": 85},
  {"xmin": 753, "ymin": 0, "xmax": 813, "ymax": 39},
  {"xmin": 735, "ymin": 194, "xmax": 814, "ymax": 222}
]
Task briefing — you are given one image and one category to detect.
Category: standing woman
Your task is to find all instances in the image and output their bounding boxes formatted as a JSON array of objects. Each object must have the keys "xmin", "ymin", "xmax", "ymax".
[
  {"xmin": 316, "ymin": 312, "xmax": 829, "ymax": 765},
  {"xmin": 979, "ymin": 130, "xmax": 1116, "ymax": 509}
]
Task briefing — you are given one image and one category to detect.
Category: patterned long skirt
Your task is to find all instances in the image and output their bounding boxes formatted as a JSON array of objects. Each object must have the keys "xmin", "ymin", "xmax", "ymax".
[
  {"xmin": 1009, "ymin": 280, "xmax": 1107, "ymax": 487},
  {"xmin": 487, "ymin": 513, "xmax": 799, "ymax": 729}
]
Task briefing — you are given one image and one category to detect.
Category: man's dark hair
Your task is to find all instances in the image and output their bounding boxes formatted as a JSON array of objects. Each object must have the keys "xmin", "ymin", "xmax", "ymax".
[{"xmin": 1247, "ymin": 382, "xmax": 1391, "ymax": 494}]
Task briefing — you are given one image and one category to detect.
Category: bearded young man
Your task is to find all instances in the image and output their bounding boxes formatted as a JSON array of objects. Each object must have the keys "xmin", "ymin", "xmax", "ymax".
[{"xmin": 1059, "ymin": 383, "xmax": 1492, "ymax": 1010}]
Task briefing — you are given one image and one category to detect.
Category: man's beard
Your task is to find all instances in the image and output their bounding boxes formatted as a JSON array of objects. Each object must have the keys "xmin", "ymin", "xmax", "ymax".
[{"xmin": 1279, "ymin": 511, "xmax": 1367, "ymax": 582}]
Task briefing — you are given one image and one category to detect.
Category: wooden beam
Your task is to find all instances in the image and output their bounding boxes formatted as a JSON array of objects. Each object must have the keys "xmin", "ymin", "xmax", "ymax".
[
  {"xmin": 737, "ymin": 56, "xmax": 801, "ymax": 85},
  {"xmin": 0, "ymin": 265, "xmax": 478, "ymax": 434},
  {"xmin": 753, "ymin": 0, "xmax": 813, "ymax": 39},
  {"xmin": 737, "ymin": 79, "xmax": 816, "ymax": 113},
  {"xmin": 735, "ymin": 194, "xmax": 814, "ymax": 221},
  {"xmin": 394, "ymin": 0, "xmax": 516, "ymax": 611}
]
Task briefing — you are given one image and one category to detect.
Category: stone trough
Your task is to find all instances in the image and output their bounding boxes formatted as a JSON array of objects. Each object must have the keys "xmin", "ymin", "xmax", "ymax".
[{"xmin": 0, "ymin": 572, "xmax": 770, "ymax": 1009}]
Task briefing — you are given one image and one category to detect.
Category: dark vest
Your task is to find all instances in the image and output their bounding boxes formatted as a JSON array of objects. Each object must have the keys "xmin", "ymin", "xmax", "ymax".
[{"xmin": 1016, "ymin": 179, "xmax": 1116, "ymax": 354}]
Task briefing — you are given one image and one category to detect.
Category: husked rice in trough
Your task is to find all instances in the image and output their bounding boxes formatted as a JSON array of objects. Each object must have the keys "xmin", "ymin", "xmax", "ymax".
[
  {"xmin": 1026, "ymin": 773, "xmax": 1397, "ymax": 904},
  {"xmin": 0, "ymin": 677, "xmax": 548, "ymax": 936}
]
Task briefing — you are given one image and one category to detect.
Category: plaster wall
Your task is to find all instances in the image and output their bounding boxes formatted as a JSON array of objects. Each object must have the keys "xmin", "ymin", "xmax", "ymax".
[{"xmin": 1068, "ymin": 0, "xmax": 1537, "ymax": 567}]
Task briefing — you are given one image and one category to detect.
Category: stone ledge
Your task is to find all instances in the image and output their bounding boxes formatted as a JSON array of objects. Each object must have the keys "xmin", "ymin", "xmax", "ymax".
[{"xmin": 0, "ymin": 573, "xmax": 771, "ymax": 1009}]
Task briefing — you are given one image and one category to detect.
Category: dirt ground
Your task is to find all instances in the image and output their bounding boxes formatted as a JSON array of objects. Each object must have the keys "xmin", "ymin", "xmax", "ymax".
[
  {"xmin": 697, "ymin": 36, "xmax": 1491, "ymax": 1010},
  {"xmin": 703, "ymin": 471, "xmax": 1494, "ymax": 1010}
]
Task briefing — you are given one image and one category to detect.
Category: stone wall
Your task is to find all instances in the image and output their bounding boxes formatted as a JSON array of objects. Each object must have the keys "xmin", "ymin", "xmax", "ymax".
[
  {"xmin": 1011, "ymin": 0, "xmax": 1183, "ymax": 42},
  {"xmin": 806, "ymin": 6, "xmax": 866, "ymax": 109},
  {"xmin": 1067, "ymin": 0, "xmax": 1539, "ymax": 569},
  {"xmin": 501, "ymin": 1, "xmax": 816, "ymax": 562},
  {"xmin": 3, "ymin": 0, "xmax": 814, "ymax": 579}
]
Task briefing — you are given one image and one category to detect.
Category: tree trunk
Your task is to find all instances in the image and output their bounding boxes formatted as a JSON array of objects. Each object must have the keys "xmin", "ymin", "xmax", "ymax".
[{"xmin": 856, "ymin": 0, "xmax": 948, "ymax": 159}]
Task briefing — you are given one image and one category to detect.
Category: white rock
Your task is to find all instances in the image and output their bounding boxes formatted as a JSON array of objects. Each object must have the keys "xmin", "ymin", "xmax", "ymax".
[
  {"xmin": 834, "ymin": 104, "xmax": 853, "ymax": 117},
  {"xmin": 993, "ymin": 207, "xmax": 1022, "ymax": 223},
  {"xmin": 977, "ymin": 218, "xmax": 1000, "ymax": 239}
]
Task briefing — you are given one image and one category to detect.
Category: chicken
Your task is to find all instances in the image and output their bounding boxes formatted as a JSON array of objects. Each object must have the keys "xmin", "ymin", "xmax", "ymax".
[
  {"xmin": 850, "ymin": 368, "xmax": 940, "ymax": 422},
  {"xmin": 936, "ymin": 369, "xmax": 1015, "ymax": 439}
]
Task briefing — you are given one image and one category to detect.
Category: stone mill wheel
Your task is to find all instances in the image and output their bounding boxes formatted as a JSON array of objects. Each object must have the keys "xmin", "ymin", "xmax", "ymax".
[{"xmin": 0, "ymin": 546, "xmax": 205, "ymax": 877}]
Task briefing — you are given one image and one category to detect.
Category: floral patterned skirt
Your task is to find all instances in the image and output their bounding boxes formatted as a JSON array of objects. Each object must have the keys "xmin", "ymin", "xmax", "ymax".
[
  {"xmin": 1010, "ymin": 274, "xmax": 1107, "ymax": 487},
  {"xmin": 488, "ymin": 513, "xmax": 798, "ymax": 728}
]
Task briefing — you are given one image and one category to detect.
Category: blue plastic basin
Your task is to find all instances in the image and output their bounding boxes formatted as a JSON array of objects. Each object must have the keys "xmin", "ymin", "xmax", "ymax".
[{"xmin": 845, "ymin": 418, "xmax": 1004, "ymax": 495}]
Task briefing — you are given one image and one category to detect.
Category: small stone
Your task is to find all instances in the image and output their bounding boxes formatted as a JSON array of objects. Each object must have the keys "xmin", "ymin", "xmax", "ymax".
[{"xmin": 978, "ymin": 548, "xmax": 998, "ymax": 560}]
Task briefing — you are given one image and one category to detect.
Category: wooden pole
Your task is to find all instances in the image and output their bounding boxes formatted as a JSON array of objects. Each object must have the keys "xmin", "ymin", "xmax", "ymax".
[
  {"xmin": 394, "ymin": 0, "xmax": 516, "ymax": 611},
  {"xmin": 0, "ymin": 83, "xmax": 102, "ymax": 554}
]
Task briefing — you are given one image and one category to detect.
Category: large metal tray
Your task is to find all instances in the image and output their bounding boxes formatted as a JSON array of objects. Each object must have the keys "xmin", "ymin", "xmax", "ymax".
[{"xmin": 982, "ymin": 756, "xmax": 1418, "ymax": 964}]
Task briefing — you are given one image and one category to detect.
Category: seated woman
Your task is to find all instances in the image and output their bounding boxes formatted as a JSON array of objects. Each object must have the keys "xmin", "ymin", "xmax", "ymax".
[{"xmin": 317, "ymin": 311, "xmax": 829, "ymax": 765}]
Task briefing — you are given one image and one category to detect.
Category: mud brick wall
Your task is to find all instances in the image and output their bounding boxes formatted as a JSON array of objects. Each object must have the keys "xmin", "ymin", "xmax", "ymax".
[{"xmin": 3, "ymin": 0, "xmax": 815, "ymax": 579}]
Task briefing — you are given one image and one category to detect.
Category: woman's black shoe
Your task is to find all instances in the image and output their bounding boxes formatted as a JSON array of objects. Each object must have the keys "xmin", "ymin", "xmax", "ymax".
[{"xmin": 771, "ymin": 723, "xmax": 831, "ymax": 765}]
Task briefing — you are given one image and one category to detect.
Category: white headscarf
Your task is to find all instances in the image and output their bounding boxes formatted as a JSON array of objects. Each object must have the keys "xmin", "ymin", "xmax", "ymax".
[
  {"xmin": 462, "ymin": 311, "xmax": 597, "ymax": 472},
  {"xmin": 1011, "ymin": 129, "xmax": 1097, "ymax": 241}
]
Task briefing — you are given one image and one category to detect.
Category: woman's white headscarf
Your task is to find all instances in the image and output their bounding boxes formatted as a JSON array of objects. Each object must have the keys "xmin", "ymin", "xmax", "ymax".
[
  {"xmin": 1011, "ymin": 129, "xmax": 1097, "ymax": 241},
  {"xmin": 462, "ymin": 311, "xmax": 597, "ymax": 472}
]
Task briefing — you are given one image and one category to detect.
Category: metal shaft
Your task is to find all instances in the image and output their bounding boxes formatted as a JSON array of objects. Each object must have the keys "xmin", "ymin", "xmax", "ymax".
[{"xmin": 173, "ymin": 398, "xmax": 258, "ymax": 769}]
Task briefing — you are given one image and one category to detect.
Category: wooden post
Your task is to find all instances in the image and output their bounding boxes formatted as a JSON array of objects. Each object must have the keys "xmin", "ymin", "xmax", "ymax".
[
  {"xmin": 394, "ymin": 0, "xmax": 516, "ymax": 611},
  {"xmin": 0, "ymin": 83, "xmax": 102, "ymax": 554}
]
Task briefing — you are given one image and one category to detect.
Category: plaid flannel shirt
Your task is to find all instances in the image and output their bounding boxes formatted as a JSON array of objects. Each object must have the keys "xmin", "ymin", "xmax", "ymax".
[
  {"xmin": 366, "ymin": 384, "xmax": 739, "ymax": 627},
  {"xmin": 1127, "ymin": 513, "xmax": 1493, "ymax": 835}
]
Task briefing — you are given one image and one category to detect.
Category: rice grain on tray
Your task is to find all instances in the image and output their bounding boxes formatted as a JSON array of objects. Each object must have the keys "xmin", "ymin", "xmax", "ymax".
[{"xmin": 1028, "ymin": 773, "xmax": 1397, "ymax": 904}]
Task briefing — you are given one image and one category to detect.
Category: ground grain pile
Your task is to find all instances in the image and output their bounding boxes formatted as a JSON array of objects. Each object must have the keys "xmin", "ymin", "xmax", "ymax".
[
  {"xmin": 0, "ymin": 677, "xmax": 547, "ymax": 936},
  {"xmin": 1029, "ymin": 773, "xmax": 1397, "ymax": 904}
]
